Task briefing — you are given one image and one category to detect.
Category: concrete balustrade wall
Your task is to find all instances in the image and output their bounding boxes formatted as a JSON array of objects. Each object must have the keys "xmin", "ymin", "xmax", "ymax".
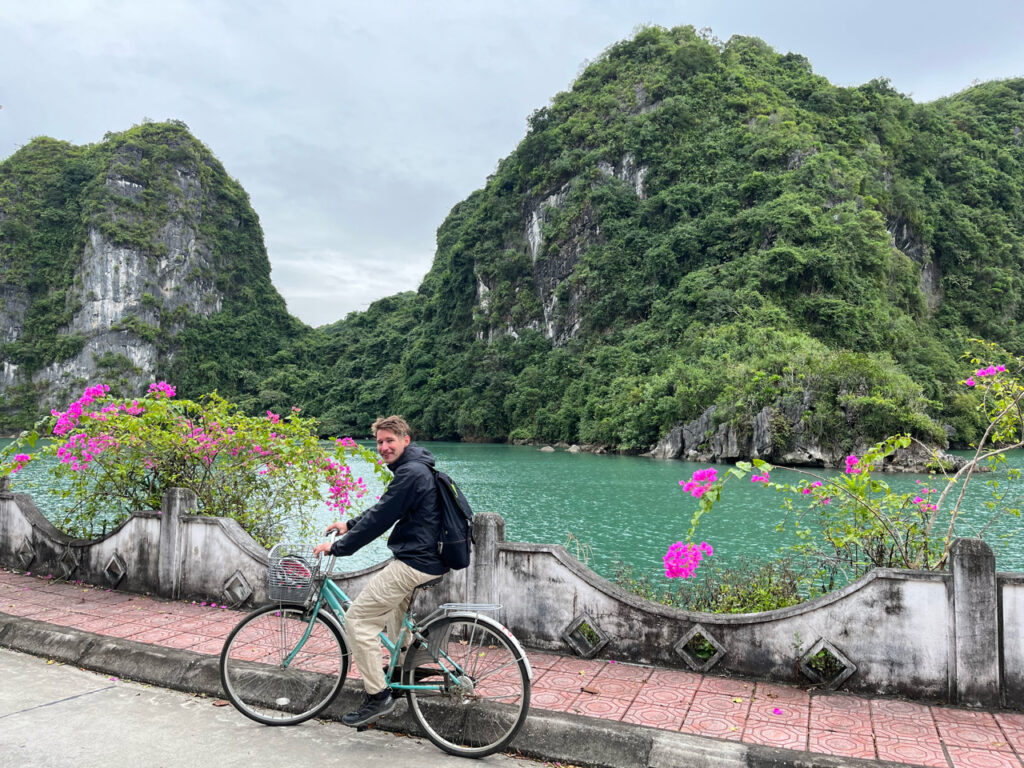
[
  {"xmin": 1002, "ymin": 577, "xmax": 1024, "ymax": 709},
  {"xmin": 0, "ymin": 481, "xmax": 270, "ymax": 606},
  {"xmin": 0, "ymin": 478, "xmax": 1019, "ymax": 708}
]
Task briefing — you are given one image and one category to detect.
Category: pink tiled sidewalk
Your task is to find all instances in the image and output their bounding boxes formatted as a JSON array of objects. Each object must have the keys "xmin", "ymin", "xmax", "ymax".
[{"xmin": 3, "ymin": 568, "xmax": 1023, "ymax": 768}]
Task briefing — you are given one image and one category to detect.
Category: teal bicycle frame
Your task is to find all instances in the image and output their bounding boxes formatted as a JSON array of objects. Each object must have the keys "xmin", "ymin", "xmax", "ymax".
[{"xmin": 290, "ymin": 566, "xmax": 469, "ymax": 693}]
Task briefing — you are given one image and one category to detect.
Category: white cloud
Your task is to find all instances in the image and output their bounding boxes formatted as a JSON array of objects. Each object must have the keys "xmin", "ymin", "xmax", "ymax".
[{"xmin": 271, "ymin": 247, "xmax": 431, "ymax": 327}]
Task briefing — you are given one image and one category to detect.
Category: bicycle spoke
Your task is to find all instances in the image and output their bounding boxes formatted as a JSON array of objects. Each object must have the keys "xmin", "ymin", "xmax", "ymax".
[
  {"xmin": 462, "ymin": 620, "xmax": 481, "ymax": 676},
  {"xmin": 472, "ymin": 692, "xmax": 525, "ymax": 703},
  {"xmin": 405, "ymin": 616, "xmax": 530, "ymax": 758},
  {"xmin": 471, "ymin": 657, "xmax": 520, "ymax": 683},
  {"xmin": 220, "ymin": 605, "xmax": 348, "ymax": 726}
]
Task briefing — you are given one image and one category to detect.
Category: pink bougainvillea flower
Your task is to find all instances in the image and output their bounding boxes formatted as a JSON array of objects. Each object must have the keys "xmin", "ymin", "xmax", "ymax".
[
  {"xmin": 693, "ymin": 468, "xmax": 717, "ymax": 483},
  {"xmin": 663, "ymin": 541, "xmax": 713, "ymax": 579},
  {"xmin": 10, "ymin": 453, "xmax": 32, "ymax": 473},
  {"xmin": 680, "ymin": 467, "xmax": 717, "ymax": 498},
  {"xmin": 147, "ymin": 381, "xmax": 176, "ymax": 398},
  {"xmin": 51, "ymin": 384, "xmax": 111, "ymax": 435}
]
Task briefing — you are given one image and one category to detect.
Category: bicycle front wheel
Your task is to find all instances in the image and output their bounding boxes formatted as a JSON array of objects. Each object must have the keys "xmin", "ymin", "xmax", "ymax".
[
  {"xmin": 220, "ymin": 604, "xmax": 349, "ymax": 726},
  {"xmin": 403, "ymin": 614, "xmax": 530, "ymax": 757}
]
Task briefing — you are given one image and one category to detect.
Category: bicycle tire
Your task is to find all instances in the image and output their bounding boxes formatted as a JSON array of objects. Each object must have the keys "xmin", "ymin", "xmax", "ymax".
[
  {"xmin": 220, "ymin": 604, "xmax": 349, "ymax": 726},
  {"xmin": 403, "ymin": 613, "xmax": 531, "ymax": 757}
]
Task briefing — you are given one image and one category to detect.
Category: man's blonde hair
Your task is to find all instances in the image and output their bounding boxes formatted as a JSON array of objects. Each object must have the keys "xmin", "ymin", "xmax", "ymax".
[{"xmin": 371, "ymin": 415, "xmax": 411, "ymax": 438}]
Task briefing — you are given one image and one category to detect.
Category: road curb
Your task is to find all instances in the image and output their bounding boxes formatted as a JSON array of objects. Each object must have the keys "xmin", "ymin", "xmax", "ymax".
[{"xmin": 1, "ymin": 613, "xmax": 906, "ymax": 768}]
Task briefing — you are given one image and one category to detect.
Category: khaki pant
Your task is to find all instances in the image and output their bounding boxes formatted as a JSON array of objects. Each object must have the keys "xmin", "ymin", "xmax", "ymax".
[{"xmin": 346, "ymin": 559, "xmax": 438, "ymax": 694}]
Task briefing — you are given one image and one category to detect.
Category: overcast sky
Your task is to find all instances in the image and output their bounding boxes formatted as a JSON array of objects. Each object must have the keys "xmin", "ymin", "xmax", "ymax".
[{"xmin": 3, "ymin": 1, "xmax": 1023, "ymax": 327}]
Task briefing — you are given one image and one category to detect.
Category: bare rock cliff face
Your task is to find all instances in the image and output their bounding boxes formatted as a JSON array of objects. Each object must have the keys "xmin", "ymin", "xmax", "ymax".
[
  {"xmin": 650, "ymin": 402, "xmax": 964, "ymax": 473},
  {"xmin": 0, "ymin": 285, "xmax": 29, "ymax": 394},
  {"xmin": 650, "ymin": 403, "xmax": 839, "ymax": 466},
  {"xmin": 474, "ymin": 153, "xmax": 647, "ymax": 346},
  {"xmin": 887, "ymin": 215, "xmax": 942, "ymax": 313}
]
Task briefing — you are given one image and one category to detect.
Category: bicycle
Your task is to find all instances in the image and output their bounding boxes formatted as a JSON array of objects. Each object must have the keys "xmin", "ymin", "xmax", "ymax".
[{"xmin": 219, "ymin": 542, "xmax": 532, "ymax": 758}]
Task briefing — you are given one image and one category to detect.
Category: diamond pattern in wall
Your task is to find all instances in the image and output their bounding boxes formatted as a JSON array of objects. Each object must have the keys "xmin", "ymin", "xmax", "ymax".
[
  {"xmin": 798, "ymin": 638, "xmax": 856, "ymax": 690},
  {"xmin": 103, "ymin": 552, "xmax": 127, "ymax": 588},
  {"xmin": 674, "ymin": 623, "xmax": 725, "ymax": 672}
]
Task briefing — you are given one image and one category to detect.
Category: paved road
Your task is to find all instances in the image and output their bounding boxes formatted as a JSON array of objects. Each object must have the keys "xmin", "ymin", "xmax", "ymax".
[{"xmin": 0, "ymin": 648, "xmax": 530, "ymax": 768}]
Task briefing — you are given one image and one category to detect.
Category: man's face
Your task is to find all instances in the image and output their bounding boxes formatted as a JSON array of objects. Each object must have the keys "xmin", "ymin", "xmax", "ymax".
[{"xmin": 376, "ymin": 429, "xmax": 410, "ymax": 464}]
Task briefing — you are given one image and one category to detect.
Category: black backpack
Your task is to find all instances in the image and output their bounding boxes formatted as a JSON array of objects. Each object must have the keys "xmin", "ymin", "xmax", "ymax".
[{"xmin": 432, "ymin": 467, "xmax": 473, "ymax": 570}]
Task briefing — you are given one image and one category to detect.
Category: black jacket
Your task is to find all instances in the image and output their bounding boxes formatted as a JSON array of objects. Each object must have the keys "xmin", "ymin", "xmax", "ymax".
[{"xmin": 329, "ymin": 443, "xmax": 447, "ymax": 575}]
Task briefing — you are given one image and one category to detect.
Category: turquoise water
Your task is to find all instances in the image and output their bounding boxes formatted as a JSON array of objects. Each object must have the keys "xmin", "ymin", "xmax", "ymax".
[
  {"xmin": 416, "ymin": 443, "xmax": 1024, "ymax": 578},
  {"xmin": 4, "ymin": 439, "xmax": 1022, "ymax": 578}
]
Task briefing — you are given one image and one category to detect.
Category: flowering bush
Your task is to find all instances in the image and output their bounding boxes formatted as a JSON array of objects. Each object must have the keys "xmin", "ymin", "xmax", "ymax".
[
  {"xmin": 1, "ymin": 383, "xmax": 388, "ymax": 545},
  {"xmin": 669, "ymin": 347, "xmax": 1024, "ymax": 593}
]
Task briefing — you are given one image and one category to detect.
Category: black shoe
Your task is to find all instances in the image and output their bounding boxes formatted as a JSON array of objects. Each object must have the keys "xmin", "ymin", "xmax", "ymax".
[{"xmin": 342, "ymin": 689, "xmax": 395, "ymax": 727}]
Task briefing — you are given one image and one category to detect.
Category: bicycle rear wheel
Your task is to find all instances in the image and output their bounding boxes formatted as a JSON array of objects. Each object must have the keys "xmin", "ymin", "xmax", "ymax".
[
  {"xmin": 220, "ymin": 604, "xmax": 349, "ymax": 725},
  {"xmin": 403, "ymin": 614, "xmax": 530, "ymax": 757}
]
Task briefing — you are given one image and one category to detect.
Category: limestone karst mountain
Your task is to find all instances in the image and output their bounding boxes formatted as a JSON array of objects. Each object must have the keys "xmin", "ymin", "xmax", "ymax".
[{"xmin": 0, "ymin": 121, "xmax": 303, "ymax": 428}]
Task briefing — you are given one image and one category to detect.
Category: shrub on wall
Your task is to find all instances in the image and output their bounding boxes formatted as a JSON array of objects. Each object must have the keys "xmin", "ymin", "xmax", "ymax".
[{"xmin": 0, "ymin": 383, "xmax": 387, "ymax": 546}]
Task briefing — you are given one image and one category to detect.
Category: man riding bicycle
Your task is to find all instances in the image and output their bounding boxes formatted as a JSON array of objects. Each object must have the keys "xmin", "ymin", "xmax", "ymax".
[{"xmin": 313, "ymin": 415, "xmax": 447, "ymax": 727}]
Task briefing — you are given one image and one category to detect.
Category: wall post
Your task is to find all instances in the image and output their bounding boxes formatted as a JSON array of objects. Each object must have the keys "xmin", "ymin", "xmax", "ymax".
[
  {"xmin": 157, "ymin": 487, "xmax": 196, "ymax": 600},
  {"xmin": 950, "ymin": 537, "xmax": 1001, "ymax": 706},
  {"xmin": 468, "ymin": 512, "xmax": 504, "ymax": 606}
]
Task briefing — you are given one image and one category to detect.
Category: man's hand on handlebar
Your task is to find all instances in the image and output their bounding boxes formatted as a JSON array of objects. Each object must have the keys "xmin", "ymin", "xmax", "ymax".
[
  {"xmin": 325, "ymin": 521, "xmax": 348, "ymax": 537},
  {"xmin": 313, "ymin": 520, "xmax": 349, "ymax": 558},
  {"xmin": 312, "ymin": 542, "xmax": 332, "ymax": 558}
]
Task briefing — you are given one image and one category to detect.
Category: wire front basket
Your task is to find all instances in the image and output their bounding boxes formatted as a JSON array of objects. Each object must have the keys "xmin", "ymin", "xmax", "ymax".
[{"xmin": 267, "ymin": 543, "xmax": 320, "ymax": 603}]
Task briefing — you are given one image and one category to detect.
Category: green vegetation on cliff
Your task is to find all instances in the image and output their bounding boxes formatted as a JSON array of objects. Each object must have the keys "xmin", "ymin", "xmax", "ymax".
[{"xmin": 0, "ymin": 138, "xmax": 98, "ymax": 373}]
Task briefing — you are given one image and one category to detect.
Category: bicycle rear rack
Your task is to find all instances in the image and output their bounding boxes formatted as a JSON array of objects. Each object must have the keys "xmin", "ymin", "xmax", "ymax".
[
  {"xmin": 418, "ymin": 602, "xmax": 502, "ymax": 626},
  {"xmin": 439, "ymin": 602, "xmax": 501, "ymax": 613}
]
